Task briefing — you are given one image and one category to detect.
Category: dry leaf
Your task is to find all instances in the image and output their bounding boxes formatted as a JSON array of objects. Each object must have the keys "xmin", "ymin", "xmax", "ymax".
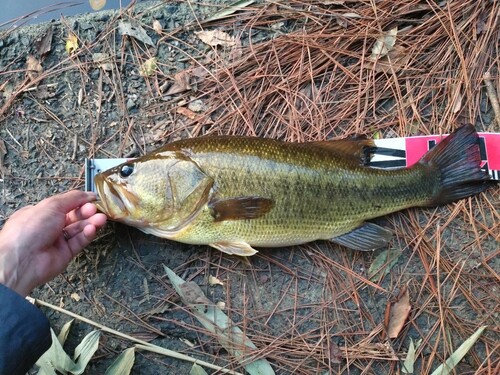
[
  {"xmin": 65, "ymin": 33, "xmax": 79, "ymax": 55},
  {"xmin": 77, "ymin": 88, "xmax": 84, "ymax": 106},
  {"xmin": 152, "ymin": 20, "xmax": 162, "ymax": 34},
  {"xmin": 118, "ymin": 21, "xmax": 155, "ymax": 47},
  {"xmin": 208, "ymin": 275, "xmax": 224, "ymax": 286},
  {"xmin": 165, "ymin": 70, "xmax": 191, "ymax": 95},
  {"xmin": 370, "ymin": 27, "xmax": 398, "ymax": 60},
  {"xmin": 139, "ymin": 57, "xmax": 158, "ymax": 77},
  {"xmin": 164, "ymin": 266, "xmax": 276, "ymax": 375},
  {"xmin": 177, "ymin": 107, "xmax": 197, "ymax": 120},
  {"xmin": 451, "ymin": 85, "xmax": 463, "ymax": 113},
  {"xmin": 365, "ymin": 45, "xmax": 410, "ymax": 73},
  {"xmin": 36, "ymin": 25, "xmax": 53, "ymax": 57},
  {"xmin": 328, "ymin": 342, "xmax": 342, "ymax": 364},
  {"xmin": 203, "ymin": 0, "xmax": 255, "ymax": 22},
  {"xmin": 191, "ymin": 66, "xmax": 209, "ymax": 79},
  {"xmin": 195, "ymin": 30, "xmax": 235, "ymax": 47},
  {"xmin": 70, "ymin": 293, "xmax": 81, "ymax": 302},
  {"xmin": 216, "ymin": 301, "xmax": 226, "ymax": 310},
  {"xmin": 26, "ymin": 55, "xmax": 43, "ymax": 81},
  {"xmin": 92, "ymin": 53, "xmax": 113, "ymax": 71},
  {"xmin": 387, "ymin": 286, "xmax": 411, "ymax": 338},
  {"xmin": 89, "ymin": 0, "xmax": 106, "ymax": 11}
]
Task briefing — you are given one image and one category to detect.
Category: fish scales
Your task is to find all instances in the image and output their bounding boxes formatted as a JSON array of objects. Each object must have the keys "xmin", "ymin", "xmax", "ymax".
[
  {"xmin": 161, "ymin": 137, "xmax": 435, "ymax": 245},
  {"xmin": 95, "ymin": 125, "xmax": 491, "ymax": 256}
]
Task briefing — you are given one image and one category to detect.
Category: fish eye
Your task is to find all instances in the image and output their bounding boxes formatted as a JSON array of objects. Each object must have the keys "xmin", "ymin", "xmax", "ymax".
[{"xmin": 119, "ymin": 164, "xmax": 134, "ymax": 178}]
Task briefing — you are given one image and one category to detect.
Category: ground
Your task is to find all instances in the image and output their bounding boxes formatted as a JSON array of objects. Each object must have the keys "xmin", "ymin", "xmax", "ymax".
[{"xmin": 0, "ymin": 1, "xmax": 498, "ymax": 374}]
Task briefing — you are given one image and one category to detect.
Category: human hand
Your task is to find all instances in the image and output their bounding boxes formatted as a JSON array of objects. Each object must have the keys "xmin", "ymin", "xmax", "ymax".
[{"xmin": 0, "ymin": 190, "xmax": 107, "ymax": 297}]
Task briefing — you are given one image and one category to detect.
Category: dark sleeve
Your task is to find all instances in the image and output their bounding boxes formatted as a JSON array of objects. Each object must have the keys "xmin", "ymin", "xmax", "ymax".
[{"xmin": 0, "ymin": 284, "xmax": 52, "ymax": 375}]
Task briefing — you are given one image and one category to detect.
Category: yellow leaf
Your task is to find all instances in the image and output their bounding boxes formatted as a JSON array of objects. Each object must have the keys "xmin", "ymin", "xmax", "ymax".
[
  {"xmin": 139, "ymin": 57, "xmax": 157, "ymax": 77},
  {"xmin": 65, "ymin": 33, "xmax": 79, "ymax": 55},
  {"xmin": 209, "ymin": 275, "xmax": 224, "ymax": 286}
]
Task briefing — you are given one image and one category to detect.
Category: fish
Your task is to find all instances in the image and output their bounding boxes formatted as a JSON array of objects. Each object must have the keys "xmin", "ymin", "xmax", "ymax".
[{"xmin": 94, "ymin": 124, "xmax": 491, "ymax": 256}]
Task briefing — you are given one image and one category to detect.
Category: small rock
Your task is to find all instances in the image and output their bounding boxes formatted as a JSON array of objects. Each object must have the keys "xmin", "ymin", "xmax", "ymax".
[
  {"xmin": 188, "ymin": 99, "xmax": 207, "ymax": 113},
  {"xmin": 126, "ymin": 97, "xmax": 136, "ymax": 110}
]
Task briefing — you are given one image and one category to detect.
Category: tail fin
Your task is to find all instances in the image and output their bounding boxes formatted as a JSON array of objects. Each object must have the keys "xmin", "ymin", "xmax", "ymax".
[{"xmin": 419, "ymin": 124, "xmax": 491, "ymax": 206}]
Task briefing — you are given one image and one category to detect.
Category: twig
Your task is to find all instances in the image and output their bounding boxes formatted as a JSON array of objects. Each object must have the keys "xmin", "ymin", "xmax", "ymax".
[
  {"xmin": 483, "ymin": 71, "xmax": 500, "ymax": 127},
  {"xmin": 31, "ymin": 298, "xmax": 245, "ymax": 375}
]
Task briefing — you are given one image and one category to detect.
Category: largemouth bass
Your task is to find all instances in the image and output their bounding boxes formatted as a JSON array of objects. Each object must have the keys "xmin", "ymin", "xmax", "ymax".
[{"xmin": 95, "ymin": 124, "xmax": 491, "ymax": 256}]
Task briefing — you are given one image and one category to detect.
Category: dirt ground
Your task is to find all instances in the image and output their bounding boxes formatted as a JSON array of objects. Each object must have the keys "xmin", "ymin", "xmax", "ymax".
[{"xmin": 0, "ymin": 1, "xmax": 498, "ymax": 374}]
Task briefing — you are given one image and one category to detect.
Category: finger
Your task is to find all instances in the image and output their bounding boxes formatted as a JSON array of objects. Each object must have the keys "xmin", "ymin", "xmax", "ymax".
[
  {"xmin": 67, "ymin": 224, "xmax": 98, "ymax": 257},
  {"xmin": 44, "ymin": 190, "xmax": 97, "ymax": 214},
  {"xmin": 63, "ymin": 213, "xmax": 107, "ymax": 237},
  {"xmin": 65, "ymin": 202, "xmax": 97, "ymax": 226}
]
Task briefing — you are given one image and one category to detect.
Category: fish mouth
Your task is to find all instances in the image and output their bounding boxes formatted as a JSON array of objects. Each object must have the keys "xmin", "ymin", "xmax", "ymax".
[{"xmin": 94, "ymin": 176, "xmax": 129, "ymax": 220}]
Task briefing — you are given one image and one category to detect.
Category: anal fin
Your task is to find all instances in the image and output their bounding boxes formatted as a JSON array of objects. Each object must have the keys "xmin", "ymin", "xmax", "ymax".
[
  {"xmin": 210, "ymin": 241, "xmax": 258, "ymax": 256},
  {"xmin": 330, "ymin": 223, "xmax": 392, "ymax": 251}
]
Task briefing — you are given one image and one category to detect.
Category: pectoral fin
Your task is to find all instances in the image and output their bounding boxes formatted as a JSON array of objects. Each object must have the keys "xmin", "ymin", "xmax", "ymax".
[
  {"xmin": 208, "ymin": 196, "xmax": 274, "ymax": 222},
  {"xmin": 330, "ymin": 223, "xmax": 392, "ymax": 251},
  {"xmin": 210, "ymin": 241, "xmax": 258, "ymax": 256}
]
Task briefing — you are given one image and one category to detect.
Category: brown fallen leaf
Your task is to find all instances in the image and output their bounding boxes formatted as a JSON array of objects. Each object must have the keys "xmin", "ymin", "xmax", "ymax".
[
  {"xmin": 386, "ymin": 285, "xmax": 411, "ymax": 338},
  {"xmin": 165, "ymin": 70, "xmax": 191, "ymax": 95},
  {"xmin": 26, "ymin": 55, "xmax": 43, "ymax": 81},
  {"xmin": 153, "ymin": 19, "xmax": 162, "ymax": 34},
  {"xmin": 328, "ymin": 341, "xmax": 342, "ymax": 364},
  {"xmin": 92, "ymin": 53, "xmax": 113, "ymax": 71},
  {"xmin": 369, "ymin": 27, "xmax": 398, "ymax": 61},
  {"xmin": 177, "ymin": 106, "xmax": 197, "ymax": 120},
  {"xmin": 195, "ymin": 30, "xmax": 235, "ymax": 47},
  {"xmin": 364, "ymin": 45, "xmax": 411, "ymax": 73},
  {"xmin": 36, "ymin": 25, "xmax": 53, "ymax": 58}
]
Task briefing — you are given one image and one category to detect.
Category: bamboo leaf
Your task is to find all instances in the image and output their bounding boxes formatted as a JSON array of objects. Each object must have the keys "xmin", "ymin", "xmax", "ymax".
[
  {"xmin": 402, "ymin": 338, "xmax": 422, "ymax": 374},
  {"xmin": 36, "ymin": 329, "xmax": 76, "ymax": 374},
  {"xmin": 105, "ymin": 348, "xmax": 135, "ymax": 375},
  {"xmin": 369, "ymin": 248, "xmax": 402, "ymax": 281},
  {"xmin": 430, "ymin": 326, "xmax": 487, "ymax": 375},
  {"xmin": 57, "ymin": 319, "xmax": 75, "ymax": 345},
  {"xmin": 190, "ymin": 363, "xmax": 209, "ymax": 375},
  {"xmin": 164, "ymin": 265, "xmax": 275, "ymax": 375},
  {"xmin": 72, "ymin": 330, "xmax": 101, "ymax": 374},
  {"xmin": 204, "ymin": 0, "xmax": 255, "ymax": 22}
]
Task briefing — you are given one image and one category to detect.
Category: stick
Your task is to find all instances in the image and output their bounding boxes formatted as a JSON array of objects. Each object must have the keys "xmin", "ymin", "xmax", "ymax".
[
  {"xmin": 483, "ymin": 71, "xmax": 500, "ymax": 127},
  {"xmin": 31, "ymin": 298, "xmax": 244, "ymax": 375}
]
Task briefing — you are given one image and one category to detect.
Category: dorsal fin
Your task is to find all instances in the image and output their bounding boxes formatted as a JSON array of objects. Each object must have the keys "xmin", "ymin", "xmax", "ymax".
[{"xmin": 308, "ymin": 138, "xmax": 377, "ymax": 165}]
